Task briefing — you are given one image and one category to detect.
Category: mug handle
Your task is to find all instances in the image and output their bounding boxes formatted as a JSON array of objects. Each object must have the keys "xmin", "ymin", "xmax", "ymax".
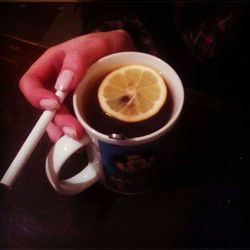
[{"xmin": 45, "ymin": 135, "xmax": 101, "ymax": 195}]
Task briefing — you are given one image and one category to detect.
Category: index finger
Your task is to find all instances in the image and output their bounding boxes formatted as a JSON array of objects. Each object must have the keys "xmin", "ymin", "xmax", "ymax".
[{"xmin": 19, "ymin": 48, "xmax": 65, "ymax": 110}]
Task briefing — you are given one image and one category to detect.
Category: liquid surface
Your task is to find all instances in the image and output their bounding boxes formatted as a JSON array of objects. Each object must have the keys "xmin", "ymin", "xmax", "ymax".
[{"xmin": 81, "ymin": 74, "xmax": 173, "ymax": 138}]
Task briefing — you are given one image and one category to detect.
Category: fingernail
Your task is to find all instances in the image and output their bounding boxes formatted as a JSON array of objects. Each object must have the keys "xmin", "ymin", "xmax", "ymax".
[
  {"xmin": 40, "ymin": 98, "xmax": 60, "ymax": 110},
  {"xmin": 62, "ymin": 126, "xmax": 77, "ymax": 139},
  {"xmin": 55, "ymin": 69, "xmax": 74, "ymax": 92}
]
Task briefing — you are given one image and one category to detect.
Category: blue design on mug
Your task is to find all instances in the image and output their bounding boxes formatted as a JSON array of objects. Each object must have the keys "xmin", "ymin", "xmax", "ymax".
[{"xmin": 98, "ymin": 139, "xmax": 165, "ymax": 193}]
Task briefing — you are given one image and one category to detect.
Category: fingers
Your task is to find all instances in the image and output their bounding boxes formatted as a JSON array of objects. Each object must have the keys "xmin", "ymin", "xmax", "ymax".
[
  {"xmin": 20, "ymin": 29, "xmax": 134, "ymax": 110},
  {"xmin": 19, "ymin": 29, "xmax": 135, "ymax": 142},
  {"xmin": 46, "ymin": 122, "xmax": 63, "ymax": 143},
  {"xmin": 19, "ymin": 49, "xmax": 65, "ymax": 110},
  {"xmin": 54, "ymin": 105, "xmax": 84, "ymax": 140},
  {"xmin": 56, "ymin": 29, "xmax": 135, "ymax": 91},
  {"xmin": 20, "ymin": 29, "xmax": 135, "ymax": 107},
  {"xmin": 46, "ymin": 105, "xmax": 84, "ymax": 142}
]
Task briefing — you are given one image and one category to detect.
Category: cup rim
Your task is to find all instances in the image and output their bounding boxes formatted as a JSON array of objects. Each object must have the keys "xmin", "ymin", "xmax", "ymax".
[{"xmin": 73, "ymin": 52, "xmax": 184, "ymax": 146}]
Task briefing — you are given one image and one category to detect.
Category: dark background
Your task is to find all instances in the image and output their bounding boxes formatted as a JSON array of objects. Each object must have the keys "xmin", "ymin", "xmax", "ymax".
[{"xmin": 0, "ymin": 2, "xmax": 250, "ymax": 249}]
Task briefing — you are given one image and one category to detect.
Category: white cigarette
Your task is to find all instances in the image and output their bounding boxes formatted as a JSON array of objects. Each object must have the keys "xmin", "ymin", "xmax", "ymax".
[{"xmin": 0, "ymin": 90, "xmax": 67, "ymax": 187}]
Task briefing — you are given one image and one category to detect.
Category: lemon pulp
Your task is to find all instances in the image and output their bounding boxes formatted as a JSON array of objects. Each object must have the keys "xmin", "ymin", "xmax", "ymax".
[{"xmin": 98, "ymin": 64, "xmax": 167, "ymax": 122}]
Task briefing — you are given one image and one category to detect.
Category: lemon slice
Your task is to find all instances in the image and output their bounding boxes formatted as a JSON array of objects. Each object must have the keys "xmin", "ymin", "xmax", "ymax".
[{"xmin": 98, "ymin": 64, "xmax": 167, "ymax": 122}]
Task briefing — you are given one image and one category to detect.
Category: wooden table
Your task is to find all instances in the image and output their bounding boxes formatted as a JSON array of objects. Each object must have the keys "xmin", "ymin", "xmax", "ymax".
[{"xmin": 0, "ymin": 3, "xmax": 250, "ymax": 249}]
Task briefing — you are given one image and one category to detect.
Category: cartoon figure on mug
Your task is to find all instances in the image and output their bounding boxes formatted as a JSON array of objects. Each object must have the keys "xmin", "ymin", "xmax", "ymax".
[{"xmin": 114, "ymin": 153, "xmax": 155, "ymax": 174}]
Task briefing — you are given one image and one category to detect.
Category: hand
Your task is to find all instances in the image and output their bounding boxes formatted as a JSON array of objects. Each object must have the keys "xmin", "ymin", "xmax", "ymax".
[{"xmin": 19, "ymin": 29, "xmax": 135, "ymax": 142}]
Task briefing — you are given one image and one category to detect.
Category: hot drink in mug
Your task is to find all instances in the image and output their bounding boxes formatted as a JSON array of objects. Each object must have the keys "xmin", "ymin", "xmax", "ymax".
[{"xmin": 46, "ymin": 52, "xmax": 184, "ymax": 195}]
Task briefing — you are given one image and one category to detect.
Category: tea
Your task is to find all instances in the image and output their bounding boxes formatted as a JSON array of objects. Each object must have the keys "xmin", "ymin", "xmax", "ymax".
[
  {"xmin": 46, "ymin": 52, "xmax": 184, "ymax": 196},
  {"xmin": 80, "ymin": 70, "xmax": 173, "ymax": 138}
]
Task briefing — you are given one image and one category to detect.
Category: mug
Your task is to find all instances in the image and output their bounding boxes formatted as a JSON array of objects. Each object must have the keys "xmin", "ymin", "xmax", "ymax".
[{"xmin": 45, "ymin": 52, "xmax": 184, "ymax": 195}]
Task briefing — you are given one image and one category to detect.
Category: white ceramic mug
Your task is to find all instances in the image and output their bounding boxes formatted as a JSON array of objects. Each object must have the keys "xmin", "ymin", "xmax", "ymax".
[{"xmin": 45, "ymin": 52, "xmax": 184, "ymax": 195}]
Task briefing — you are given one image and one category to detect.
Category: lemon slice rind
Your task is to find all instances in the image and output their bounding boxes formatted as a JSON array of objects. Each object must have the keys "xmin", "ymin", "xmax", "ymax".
[{"xmin": 98, "ymin": 64, "xmax": 167, "ymax": 123}]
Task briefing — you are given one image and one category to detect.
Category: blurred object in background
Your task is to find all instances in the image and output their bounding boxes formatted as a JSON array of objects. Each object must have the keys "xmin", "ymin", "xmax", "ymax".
[
  {"xmin": 80, "ymin": 3, "xmax": 162, "ymax": 56},
  {"xmin": 173, "ymin": 2, "xmax": 250, "ymax": 63}
]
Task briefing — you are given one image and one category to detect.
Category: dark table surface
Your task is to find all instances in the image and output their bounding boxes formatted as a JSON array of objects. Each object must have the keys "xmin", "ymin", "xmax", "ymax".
[{"xmin": 0, "ymin": 3, "xmax": 250, "ymax": 249}]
